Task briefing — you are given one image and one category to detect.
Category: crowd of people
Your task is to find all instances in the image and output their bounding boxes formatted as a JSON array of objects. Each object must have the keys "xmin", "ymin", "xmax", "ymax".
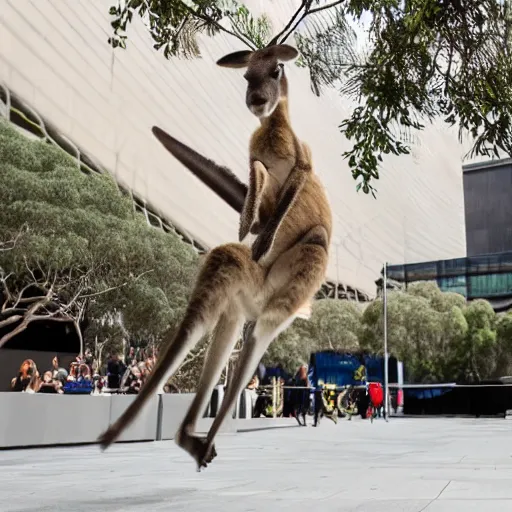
[
  {"xmin": 9, "ymin": 347, "xmax": 162, "ymax": 395},
  {"xmin": 9, "ymin": 352, "xmax": 380, "ymax": 424},
  {"xmin": 248, "ymin": 362, "xmax": 383, "ymax": 426}
]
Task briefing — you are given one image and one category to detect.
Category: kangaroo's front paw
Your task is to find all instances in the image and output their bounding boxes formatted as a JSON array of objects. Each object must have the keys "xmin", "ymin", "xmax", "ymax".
[{"xmin": 251, "ymin": 231, "xmax": 272, "ymax": 262}]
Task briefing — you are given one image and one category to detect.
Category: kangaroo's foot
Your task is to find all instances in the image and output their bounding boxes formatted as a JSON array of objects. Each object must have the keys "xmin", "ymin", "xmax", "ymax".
[
  {"xmin": 175, "ymin": 431, "xmax": 217, "ymax": 471},
  {"xmin": 199, "ymin": 441, "xmax": 217, "ymax": 470}
]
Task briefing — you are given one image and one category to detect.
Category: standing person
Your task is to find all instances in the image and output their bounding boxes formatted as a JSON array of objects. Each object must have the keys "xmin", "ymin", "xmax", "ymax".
[
  {"xmin": 84, "ymin": 349, "xmax": 94, "ymax": 367},
  {"xmin": 51, "ymin": 356, "xmax": 67, "ymax": 380},
  {"xmin": 353, "ymin": 357, "xmax": 369, "ymax": 419},
  {"xmin": 313, "ymin": 384, "xmax": 338, "ymax": 426},
  {"xmin": 23, "ymin": 365, "xmax": 41, "ymax": 393},
  {"xmin": 106, "ymin": 354, "xmax": 122, "ymax": 390},
  {"xmin": 246, "ymin": 374, "xmax": 259, "ymax": 413},
  {"xmin": 312, "ymin": 384, "xmax": 323, "ymax": 427},
  {"xmin": 293, "ymin": 365, "xmax": 310, "ymax": 426},
  {"xmin": 126, "ymin": 346, "xmax": 136, "ymax": 367}
]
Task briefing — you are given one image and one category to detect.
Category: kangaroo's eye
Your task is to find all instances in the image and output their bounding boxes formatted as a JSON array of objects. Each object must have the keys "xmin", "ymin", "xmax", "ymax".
[{"xmin": 270, "ymin": 67, "xmax": 281, "ymax": 80}]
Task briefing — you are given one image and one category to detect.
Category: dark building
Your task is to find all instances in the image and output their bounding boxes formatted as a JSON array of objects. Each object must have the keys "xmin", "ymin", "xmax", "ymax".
[
  {"xmin": 379, "ymin": 158, "xmax": 512, "ymax": 311},
  {"xmin": 463, "ymin": 158, "xmax": 512, "ymax": 256}
]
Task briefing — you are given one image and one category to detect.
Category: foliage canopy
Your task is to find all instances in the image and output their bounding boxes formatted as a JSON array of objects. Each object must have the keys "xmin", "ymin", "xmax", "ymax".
[
  {"xmin": 359, "ymin": 282, "xmax": 512, "ymax": 382},
  {"xmin": 108, "ymin": 0, "xmax": 512, "ymax": 196},
  {"xmin": 264, "ymin": 282, "xmax": 512, "ymax": 384},
  {"xmin": 262, "ymin": 298, "xmax": 363, "ymax": 372},
  {"xmin": 0, "ymin": 119, "xmax": 198, "ymax": 353}
]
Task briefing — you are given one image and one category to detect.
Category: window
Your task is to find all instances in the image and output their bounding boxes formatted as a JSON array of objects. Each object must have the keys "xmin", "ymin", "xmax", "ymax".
[
  {"xmin": 438, "ymin": 276, "xmax": 467, "ymax": 297},
  {"xmin": 468, "ymin": 273, "xmax": 512, "ymax": 298}
]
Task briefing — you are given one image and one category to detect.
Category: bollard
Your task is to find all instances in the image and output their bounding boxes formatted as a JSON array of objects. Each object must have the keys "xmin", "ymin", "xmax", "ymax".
[{"xmin": 272, "ymin": 377, "xmax": 277, "ymax": 419}]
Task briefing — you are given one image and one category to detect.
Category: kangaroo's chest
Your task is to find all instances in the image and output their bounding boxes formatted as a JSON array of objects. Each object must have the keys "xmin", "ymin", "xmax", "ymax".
[{"xmin": 252, "ymin": 149, "xmax": 294, "ymax": 188}]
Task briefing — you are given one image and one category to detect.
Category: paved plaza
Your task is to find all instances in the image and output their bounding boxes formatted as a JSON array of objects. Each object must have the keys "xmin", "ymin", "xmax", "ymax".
[{"xmin": 1, "ymin": 417, "xmax": 511, "ymax": 511}]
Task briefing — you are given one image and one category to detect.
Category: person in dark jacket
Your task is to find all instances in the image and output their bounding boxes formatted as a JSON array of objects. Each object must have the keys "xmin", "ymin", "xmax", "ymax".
[
  {"xmin": 106, "ymin": 354, "xmax": 123, "ymax": 390},
  {"xmin": 292, "ymin": 365, "xmax": 310, "ymax": 426}
]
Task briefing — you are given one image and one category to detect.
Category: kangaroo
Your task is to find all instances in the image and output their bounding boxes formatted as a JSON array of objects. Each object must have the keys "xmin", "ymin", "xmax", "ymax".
[
  {"xmin": 97, "ymin": 44, "xmax": 332, "ymax": 471},
  {"xmin": 222, "ymin": 45, "xmax": 323, "ymax": 269}
]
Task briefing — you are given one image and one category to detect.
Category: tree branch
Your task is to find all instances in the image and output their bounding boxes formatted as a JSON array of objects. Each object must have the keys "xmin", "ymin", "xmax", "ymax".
[
  {"xmin": 0, "ymin": 272, "xmax": 14, "ymax": 311},
  {"xmin": 0, "ymin": 224, "xmax": 28, "ymax": 252},
  {"xmin": 270, "ymin": 0, "xmax": 309, "ymax": 45},
  {"xmin": 278, "ymin": 0, "xmax": 346, "ymax": 44},
  {"xmin": 178, "ymin": 344, "xmax": 207, "ymax": 371},
  {"xmin": 23, "ymin": 256, "xmax": 40, "ymax": 286},
  {"xmin": 309, "ymin": 0, "xmax": 345, "ymax": 16},
  {"xmin": 179, "ymin": 1, "xmax": 256, "ymax": 50},
  {"xmin": 0, "ymin": 307, "xmax": 26, "ymax": 318},
  {"xmin": 0, "ymin": 315, "xmax": 22, "ymax": 330},
  {"xmin": 74, "ymin": 317, "xmax": 84, "ymax": 358},
  {"xmin": 0, "ymin": 273, "xmax": 75, "ymax": 348},
  {"xmin": 79, "ymin": 269, "xmax": 154, "ymax": 299},
  {"xmin": 0, "ymin": 298, "xmax": 51, "ymax": 348}
]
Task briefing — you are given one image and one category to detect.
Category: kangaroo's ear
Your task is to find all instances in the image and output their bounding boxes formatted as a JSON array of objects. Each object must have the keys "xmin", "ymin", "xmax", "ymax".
[
  {"xmin": 268, "ymin": 44, "xmax": 299, "ymax": 62},
  {"xmin": 216, "ymin": 50, "xmax": 253, "ymax": 68}
]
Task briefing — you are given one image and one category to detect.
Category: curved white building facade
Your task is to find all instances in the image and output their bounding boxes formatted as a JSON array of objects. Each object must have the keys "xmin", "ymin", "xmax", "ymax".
[{"xmin": 0, "ymin": 0, "xmax": 470, "ymax": 298}]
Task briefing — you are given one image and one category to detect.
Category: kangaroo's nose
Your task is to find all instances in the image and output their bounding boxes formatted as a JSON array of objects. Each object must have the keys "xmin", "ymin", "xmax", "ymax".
[{"xmin": 251, "ymin": 95, "xmax": 266, "ymax": 106}]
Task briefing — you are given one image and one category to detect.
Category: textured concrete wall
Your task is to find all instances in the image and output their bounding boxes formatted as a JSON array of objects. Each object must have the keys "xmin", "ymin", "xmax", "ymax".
[
  {"xmin": 0, "ymin": 393, "xmax": 161, "ymax": 448},
  {"xmin": 0, "ymin": 0, "xmax": 470, "ymax": 295},
  {"xmin": 0, "ymin": 392, "xmax": 112, "ymax": 447},
  {"xmin": 159, "ymin": 393, "xmax": 238, "ymax": 440},
  {"xmin": 0, "ymin": 392, "xmax": 286, "ymax": 448},
  {"xmin": 109, "ymin": 394, "xmax": 159, "ymax": 443}
]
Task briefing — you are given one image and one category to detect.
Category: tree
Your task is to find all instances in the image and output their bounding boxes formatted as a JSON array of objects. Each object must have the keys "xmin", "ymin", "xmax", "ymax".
[
  {"xmin": 165, "ymin": 334, "xmax": 211, "ymax": 392},
  {"xmin": 262, "ymin": 322, "xmax": 313, "ymax": 374},
  {"xmin": 459, "ymin": 299, "xmax": 497, "ymax": 381},
  {"xmin": 107, "ymin": 0, "xmax": 512, "ymax": 195},
  {"xmin": 0, "ymin": 118, "xmax": 198, "ymax": 352},
  {"xmin": 84, "ymin": 312, "xmax": 128, "ymax": 373},
  {"xmin": 300, "ymin": 299, "xmax": 362, "ymax": 352},
  {"xmin": 496, "ymin": 312, "xmax": 512, "ymax": 377},
  {"xmin": 358, "ymin": 281, "xmax": 512, "ymax": 382},
  {"xmin": 360, "ymin": 282, "xmax": 475, "ymax": 382},
  {"xmin": 260, "ymin": 282, "xmax": 508, "ymax": 382},
  {"xmin": 262, "ymin": 298, "xmax": 362, "ymax": 373},
  {"xmin": 360, "ymin": 290, "xmax": 444, "ymax": 381}
]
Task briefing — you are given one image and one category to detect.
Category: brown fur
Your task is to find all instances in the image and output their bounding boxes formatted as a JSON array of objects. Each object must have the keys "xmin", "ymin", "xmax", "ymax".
[
  {"xmin": 98, "ymin": 44, "xmax": 332, "ymax": 472},
  {"xmin": 220, "ymin": 45, "xmax": 332, "ymax": 270}
]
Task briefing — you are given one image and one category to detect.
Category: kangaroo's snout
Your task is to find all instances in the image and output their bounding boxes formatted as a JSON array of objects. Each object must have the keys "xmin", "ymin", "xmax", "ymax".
[{"xmin": 250, "ymin": 95, "xmax": 267, "ymax": 107}]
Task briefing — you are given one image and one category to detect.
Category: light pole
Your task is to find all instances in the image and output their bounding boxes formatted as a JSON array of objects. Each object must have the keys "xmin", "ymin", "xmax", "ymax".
[{"xmin": 383, "ymin": 261, "xmax": 389, "ymax": 422}]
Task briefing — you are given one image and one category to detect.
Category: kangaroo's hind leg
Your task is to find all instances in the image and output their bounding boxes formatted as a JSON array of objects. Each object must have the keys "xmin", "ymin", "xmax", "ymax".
[
  {"xmin": 198, "ymin": 225, "xmax": 329, "ymax": 468},
  {"xmin": 97, "ymin": 243, "xmax": 261, "ymax": 450},
  {"xmin": 174, "ymin": 301, "xmax": 245, "ymax": 469}
]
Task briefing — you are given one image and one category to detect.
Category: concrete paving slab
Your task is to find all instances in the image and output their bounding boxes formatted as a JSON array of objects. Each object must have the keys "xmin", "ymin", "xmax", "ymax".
[
  {"xmin": 423, "ymin": 501, "xmax": 512, "ymax": 512},
  {"xmin": 0, "ymin": 417, "xmax": 511, "ymax": 511}
]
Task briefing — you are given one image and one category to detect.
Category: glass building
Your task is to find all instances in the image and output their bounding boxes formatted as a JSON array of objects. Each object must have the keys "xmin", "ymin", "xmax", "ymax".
[
  {"xmin": 382, "ymin": 157, "xmax": 512, "ymax": 312},
  {"xmin": 384, "ymin": 251, "xmax": 512, "ymax": 311}
]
